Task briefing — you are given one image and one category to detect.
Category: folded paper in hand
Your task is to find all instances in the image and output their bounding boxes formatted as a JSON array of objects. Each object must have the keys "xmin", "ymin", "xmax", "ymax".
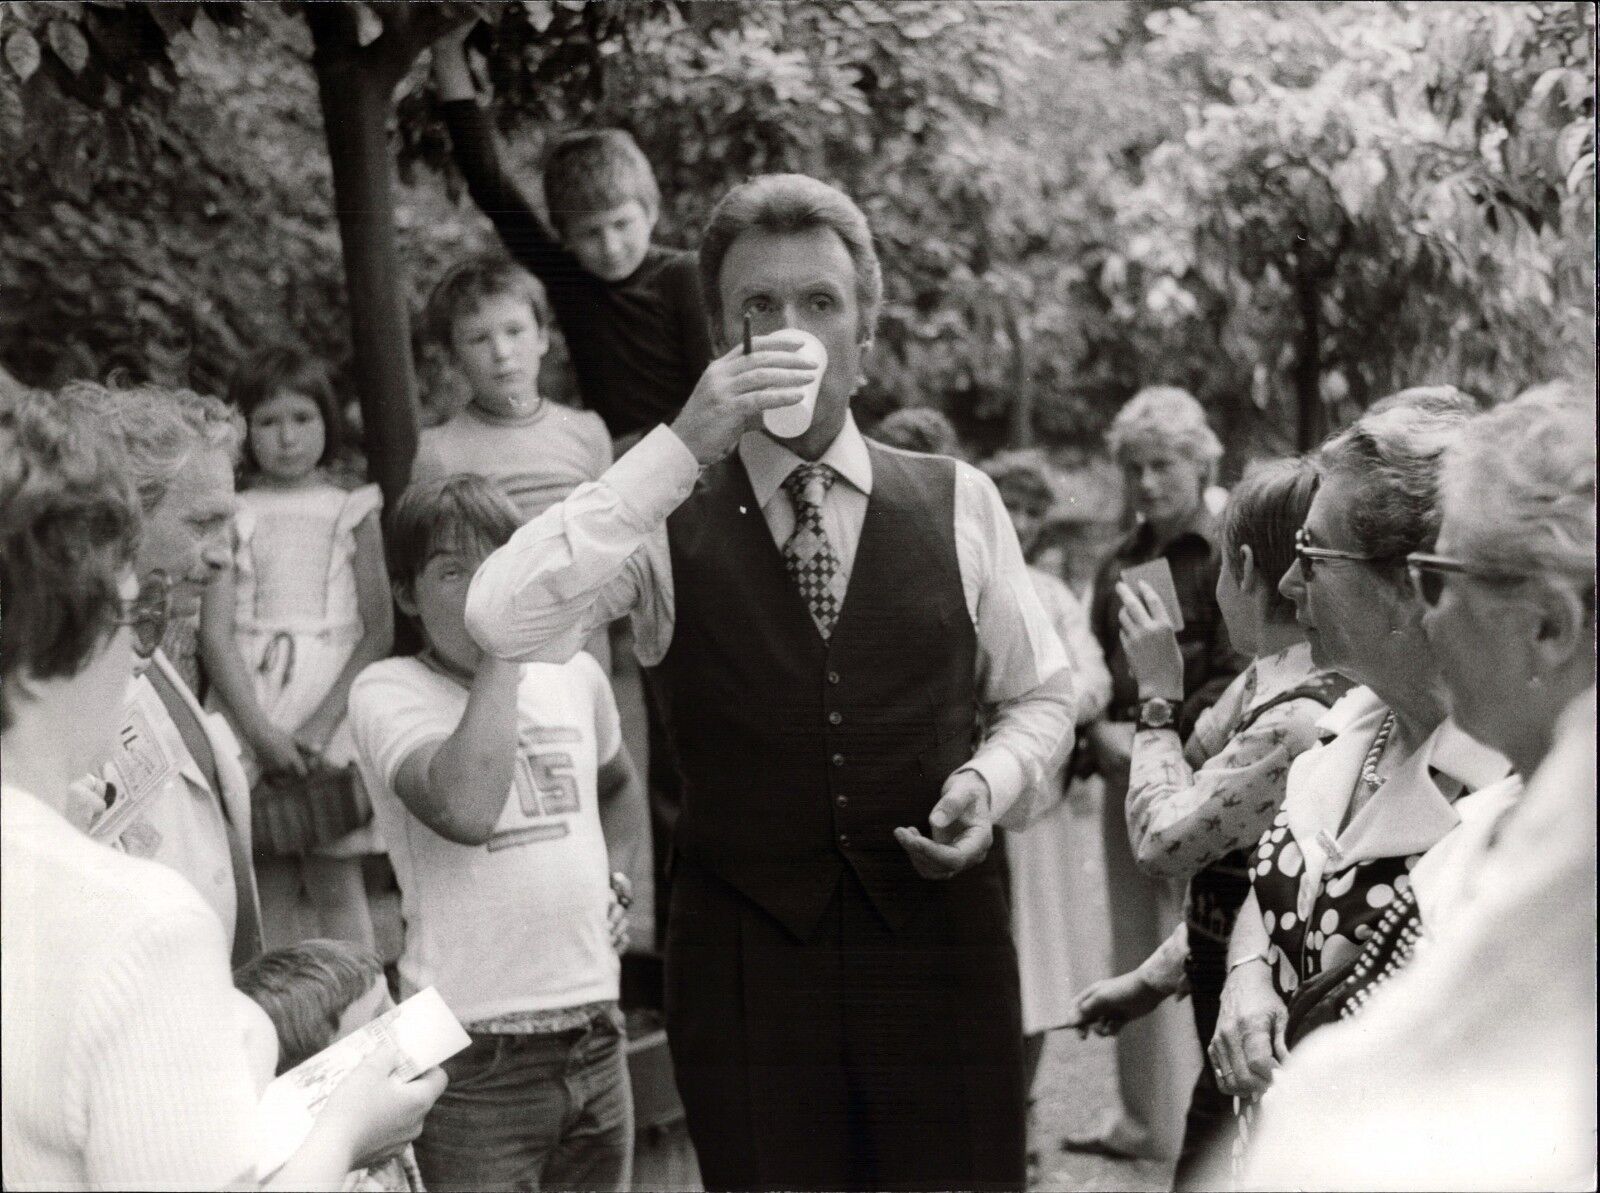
[
  {"xmin": 254, "ymin": 986, "xmax": 469, "ymax": 1180},
  {"xmin": 1120, "ymin": 558, "xmax": 1186, "ymax": 632}
]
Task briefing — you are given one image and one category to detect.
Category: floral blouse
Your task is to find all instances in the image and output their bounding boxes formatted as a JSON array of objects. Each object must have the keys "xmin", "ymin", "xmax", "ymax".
[{"xmin": 1125, "ymin": 643, "xmax": 1342, "ymax": 880}]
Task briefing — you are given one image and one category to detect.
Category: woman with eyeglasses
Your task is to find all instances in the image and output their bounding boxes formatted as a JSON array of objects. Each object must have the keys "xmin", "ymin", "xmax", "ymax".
[
  {"xmin": 1238, "ymin": 382, "xmax": 1595, "ymax": 1189},
  {"xmin": 1206, "ymin": 397, "xmax": 1514, "ymax": 1111},
  {"xmin": 1, "ymin": 387, "xmax": 443, "ymax": 1190}
]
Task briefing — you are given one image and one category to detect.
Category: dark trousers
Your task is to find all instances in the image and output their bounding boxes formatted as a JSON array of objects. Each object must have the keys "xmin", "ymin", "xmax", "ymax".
[
  {"xmin": 664, "ymin": 856, "xmax": 1025, "ymax": 1192},
  {"xmin": 1172, "ymin": 976, "xmax": 1232, "ymax": 1190}
]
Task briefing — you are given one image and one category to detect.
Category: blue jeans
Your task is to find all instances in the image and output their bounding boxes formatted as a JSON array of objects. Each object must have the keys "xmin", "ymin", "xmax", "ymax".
[{"xmin": 415, "ymin": 1008, "xmax": 633, "ymax": 1192}]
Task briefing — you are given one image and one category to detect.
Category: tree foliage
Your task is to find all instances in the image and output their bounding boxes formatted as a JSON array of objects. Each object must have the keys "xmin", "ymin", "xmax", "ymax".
[
  {"xmin": 1108, "ymin": 1, "xmax": 1595, "ymax": 448},
  {"xmin": 1, "ymin": 0, "xmax": 1593, "ymax": 469}
]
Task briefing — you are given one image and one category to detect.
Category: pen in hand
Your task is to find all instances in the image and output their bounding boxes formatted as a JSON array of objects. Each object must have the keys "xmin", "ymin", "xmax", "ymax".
[{"xmin": 743, "ymin": 310, "xmax": 752, "ymax": 355}]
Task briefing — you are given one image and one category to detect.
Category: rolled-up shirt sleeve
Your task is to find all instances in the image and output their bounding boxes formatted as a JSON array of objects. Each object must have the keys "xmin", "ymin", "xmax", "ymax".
[
  {"xmin": 952, "ymin": 465, "xmax": 1076, "ymax": 827},
  {"xmin": 465, "ymin": 426, "xmax": 698, "ymax": 665}
]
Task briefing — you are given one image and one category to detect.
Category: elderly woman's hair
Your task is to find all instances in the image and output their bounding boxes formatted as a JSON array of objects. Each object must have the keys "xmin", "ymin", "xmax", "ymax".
[
  {"xmin": 60, "ymin": 379, "xmax": 243, "ymax": 514},
  {"xmin": 1106, "ymin": 387, "xmax": 1223, "ymax": 477},
  {"xmin": 873, "ymin": 407, "xmax": 961, "ymax": 457},
  {"xmin": 1222, "ymin": 457, "xmax": 1319, "ymax": 621},
  {"xmin": 1440, "ymin": 383, "xmax": 1596, "ymax": 587},
  {"xmin": 699, "ymin": 173, "xmax": 883, "ymax": 343},
  {"xmin": 1315, "ymin": 402, "xmax": 1475, "ymax": 565},
  {"xmin": 0, "ymin": 387, "xmax": 142, "ymax": 731},
  {"xmin": 1365, "ymin": 385, "xmax": 1483, "ymax": 419},
  {"xmin": 980, "ymin": 450, "xmax": 1057, "ymax": 514}
]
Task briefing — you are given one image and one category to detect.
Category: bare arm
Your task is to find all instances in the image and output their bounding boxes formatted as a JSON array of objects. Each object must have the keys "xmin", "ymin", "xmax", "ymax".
[
  {"xmin": 430, "ymin": 24, "xmax": 474, "ymax": 101},
  {"xmin": 595, "ymin": 746, "xmax": 637, "ymax": 869},
  {"xmin": 431, "ymin": 29, "xmax": 576, "ymax": 285},
  {"xmin": 390, "ymin": 656, "xmax": 522, "ymax": 846},
  {"xmin": 295, "ymin": 513, "xmax": 395, "ymax": 754},
  {"xmin": 198, "ymin": 557, "xmax": 305, "ymax": 776}
]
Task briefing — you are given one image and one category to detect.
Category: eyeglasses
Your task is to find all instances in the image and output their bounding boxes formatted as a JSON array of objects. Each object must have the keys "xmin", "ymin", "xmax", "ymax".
[
  {"xmin": 109, "ymin": 571, "xmax": 172, "ymax": 659},
  {"xmin": 1294, "ymin": 527, "xmax": 1401, "ymax": 581},
  {"xmin": 1405, "ymin": 552, "xmax": 1528, "ymax": 607}
]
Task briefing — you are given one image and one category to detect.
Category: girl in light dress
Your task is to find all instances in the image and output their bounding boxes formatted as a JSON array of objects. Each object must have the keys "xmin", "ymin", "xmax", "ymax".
[{"xmin": 200, "ymin": 348, "xmax": 393, "ymax": 948}]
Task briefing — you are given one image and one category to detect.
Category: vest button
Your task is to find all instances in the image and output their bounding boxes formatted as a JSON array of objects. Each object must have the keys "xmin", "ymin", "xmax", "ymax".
[
  {"xmin": 838, "ymin": 833, "xmax": 851, "ymax": 848},
  {"xmin": 828, "ymin": 711, "xmax": 843, "ymax": 725},
  {"xmin": 831, "ymin": 753, "xmax": 845, "ymax": 767},
  {"xmin": 835, "ymin": 794, "xmax": 848, "ymax": 807},
  {"xmin": 827, "ymin": 671, "xmax": 840, "ymax": 685}
]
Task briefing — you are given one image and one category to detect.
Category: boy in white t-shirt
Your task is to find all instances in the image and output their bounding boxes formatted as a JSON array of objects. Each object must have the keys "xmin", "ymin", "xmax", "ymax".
[{"xmin": 348, "ymin": 475, "xmax": 635, "ymax": 1192}]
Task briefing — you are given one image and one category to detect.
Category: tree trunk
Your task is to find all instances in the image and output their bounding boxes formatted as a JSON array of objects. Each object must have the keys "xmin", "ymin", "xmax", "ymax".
[
  {"xmin": 1006, "ymin": 304, "xmax": 1033, "ymax": 448},
  {"xmin": 1292, "ymin": 252, "xmax": 1322, "ymax": 452},
  {"xmin": 307, "ymin": 22, "xmax": 419, "ymax": 507}
]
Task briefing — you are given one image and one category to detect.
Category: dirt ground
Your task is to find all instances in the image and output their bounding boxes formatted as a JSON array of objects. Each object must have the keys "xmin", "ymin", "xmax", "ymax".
[{"xmin": 1026, "ymin": 784, "xmax": 1175, "ymax": 1193}]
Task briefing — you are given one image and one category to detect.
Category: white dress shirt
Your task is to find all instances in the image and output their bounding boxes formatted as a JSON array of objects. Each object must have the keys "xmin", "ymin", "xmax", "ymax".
[{"xmin": 467, "ymin": 414, "xmax": 1075, "ymax": 824}]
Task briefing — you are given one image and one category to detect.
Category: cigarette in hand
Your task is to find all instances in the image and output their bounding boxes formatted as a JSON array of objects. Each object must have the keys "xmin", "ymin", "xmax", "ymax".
[{"xmin": 743, "ymin": 311, "xmax": 752, "ymax": 355}]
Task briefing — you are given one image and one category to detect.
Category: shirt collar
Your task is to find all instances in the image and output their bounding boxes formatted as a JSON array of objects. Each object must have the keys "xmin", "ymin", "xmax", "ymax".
[
  {"xmin": 1246, "ymin": 642, "xmax": 1320, "ymax": 711},
  {"xmin": 738, "ymin": 411, "xmax": 874, "ymax": 510},
  {"xmin": 1124, "ymin": 502, "xmax": 1221, "ymax": 558},
  {"xmin": 1425, "ymin": 718, "xmax": 1514, "ymax": 793}
]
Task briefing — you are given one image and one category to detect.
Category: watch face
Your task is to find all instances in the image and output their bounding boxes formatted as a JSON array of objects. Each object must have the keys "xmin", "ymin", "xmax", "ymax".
[{"xmin": 1140, "ymin": 699, "xmax": 1174, "ymax": 727}]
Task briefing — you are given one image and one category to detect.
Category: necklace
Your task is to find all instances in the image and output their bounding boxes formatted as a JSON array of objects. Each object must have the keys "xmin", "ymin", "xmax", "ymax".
[{"xmin": 1359, "ymin": 711, "xmax": 1397, "ymax": 792}]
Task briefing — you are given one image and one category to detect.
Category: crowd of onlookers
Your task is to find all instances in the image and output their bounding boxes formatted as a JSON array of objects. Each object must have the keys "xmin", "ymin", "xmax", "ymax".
[{"xmin": 2, "ymin": 24, "xmax": 1594, "ymax": 1193}]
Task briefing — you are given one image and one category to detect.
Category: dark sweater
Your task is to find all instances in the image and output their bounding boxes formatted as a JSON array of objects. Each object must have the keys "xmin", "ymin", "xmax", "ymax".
[
  {"xmin": 440, "ymin": 101, "xmax": 714, "ymax": 439},
  {"xmin": 1090, "ymin": 508, "xmax": 1248, "ymax": 738}
]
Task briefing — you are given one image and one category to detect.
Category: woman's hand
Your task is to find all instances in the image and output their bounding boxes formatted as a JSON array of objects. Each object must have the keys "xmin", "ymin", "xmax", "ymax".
[
  {"xmin": 1209, "ymin": 958, "xmax": 1289, "ymax": 1097},
  {"xmin": 316, "ymin": 1046, "xmax": 448, "ymax": 1171},
  {"xmin": 1064, "ymin": 968, "xmax": 1173, "ymax": 1039},
  {"xmin": 1117, "ymin": 579, "xmax": 1185, "ymax": 701}
]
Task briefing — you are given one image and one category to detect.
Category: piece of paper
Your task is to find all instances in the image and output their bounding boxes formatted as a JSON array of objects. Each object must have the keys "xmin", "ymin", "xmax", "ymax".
[
  {"xmin": 253, "ymin": 987, "xmax": 468, "ymax": 1180},
  {"xmin": 1120, "ymin": 558, "xmax": 1185, "ymax": 631},
  {"xmin": 91, "ymin": 676, "xmax": 180, "ymax": 841}
]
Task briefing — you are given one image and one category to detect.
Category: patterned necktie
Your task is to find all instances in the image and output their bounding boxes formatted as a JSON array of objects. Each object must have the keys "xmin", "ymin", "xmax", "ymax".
[{"xmin": 781, "ymin": 462, "xmax": 846, "ymax": 638}]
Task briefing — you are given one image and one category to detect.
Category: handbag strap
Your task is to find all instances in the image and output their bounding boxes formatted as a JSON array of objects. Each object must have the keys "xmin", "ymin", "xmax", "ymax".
[{"xmin": 1233, "ymin": 672, "xmax": 1350, "ymax": 737}]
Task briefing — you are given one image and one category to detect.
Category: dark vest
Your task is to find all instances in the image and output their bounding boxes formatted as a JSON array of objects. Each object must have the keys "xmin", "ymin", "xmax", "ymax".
[{"xmin": 652, "ymin": 444, "xmax": 980, "ymax": 941}]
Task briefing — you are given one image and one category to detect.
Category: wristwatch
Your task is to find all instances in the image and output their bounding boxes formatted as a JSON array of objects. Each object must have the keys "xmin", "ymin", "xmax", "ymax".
[{"xmin": 1136, "ymin": 696, "xmax": 1178, "ymax": 730}]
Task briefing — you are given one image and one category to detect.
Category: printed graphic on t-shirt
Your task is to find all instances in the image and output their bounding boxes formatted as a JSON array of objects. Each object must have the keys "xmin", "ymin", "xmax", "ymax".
[{"xmin": 491, "ymin": 725, "xmax": 585, "ymax": 852}]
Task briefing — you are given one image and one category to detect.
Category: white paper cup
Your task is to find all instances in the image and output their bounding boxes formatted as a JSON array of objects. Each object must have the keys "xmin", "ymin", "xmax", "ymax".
[{"xmin": 762, "ymin": 330, "xmax": 828, "ymax": 438}]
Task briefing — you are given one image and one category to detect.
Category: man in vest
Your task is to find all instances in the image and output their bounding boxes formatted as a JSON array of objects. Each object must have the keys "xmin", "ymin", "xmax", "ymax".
[{"xmin": 466, "ymin": 174, "xmax": 1077, "ymax": 1191}]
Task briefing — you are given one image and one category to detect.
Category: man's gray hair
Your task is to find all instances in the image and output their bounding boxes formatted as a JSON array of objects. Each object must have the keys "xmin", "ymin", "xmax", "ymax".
[
  {"xmin": 1316, "ymin": 397, "xmax": 1475, "ymax": 563},
  {"xmin": 1440, "ymin": 381, "xmax": 1595, "ymax": 585},
  {"xmin": 59, "ymin": 380, "xmax": 243, "ymax": 514}
]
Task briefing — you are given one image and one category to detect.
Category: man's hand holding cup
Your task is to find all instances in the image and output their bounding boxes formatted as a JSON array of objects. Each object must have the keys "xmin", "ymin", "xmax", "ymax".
[{"xmin": 670, "ymin": 332, "xmax": 821, "ymax": 466}]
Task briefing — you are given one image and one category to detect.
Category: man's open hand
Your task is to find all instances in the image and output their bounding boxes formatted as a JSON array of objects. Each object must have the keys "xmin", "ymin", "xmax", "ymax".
[
  {"xmin": 895, "ymin": 769, "xmax": 993, "ymax": 880},
  {"xmin": 670, "ymin": 335, "xmax": 818, "ymax": 465}
]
